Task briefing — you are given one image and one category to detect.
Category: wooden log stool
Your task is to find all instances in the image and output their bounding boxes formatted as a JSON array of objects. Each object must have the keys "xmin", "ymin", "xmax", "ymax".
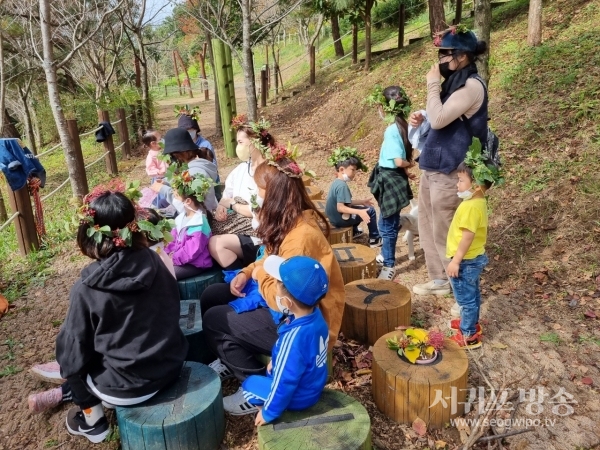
[
  {"xmin": 372, "ymin": 331, "xmax": 469, "ymax": 428},
  {"xmin": 305, "ymin": 185, "xmax": 324, "ymax": 200},
  {"xmin": 302, "ymin": 175, "xmax": 312, "ymax": 186},
  {"xmin": 341, "ymin": 279, "xmax": 411, "ymax": 346},
  {"xmin": 178, "ymin": 267, "xmax": 224, "ymax": 300},
  {"xmin": 332, "ymin": 244, "xmax": 377, "ymax": 284},
  {"xmin": 313, "ymin": 199, "xmax": 328, "ymax": 220},
  {"xmin": 257, "ymin": 389, "xmax": 371, "ymax": 450},
  {"xmin": 179, "ymin": 299, "xmax": 213, "ymax": 364},
  {"xmin": 326, "ymin": 226, "xmax": 353, "ymax": 245},
  {"xmin": 117, "ymin": 361, "xmax": 225, "ymax": 450}
]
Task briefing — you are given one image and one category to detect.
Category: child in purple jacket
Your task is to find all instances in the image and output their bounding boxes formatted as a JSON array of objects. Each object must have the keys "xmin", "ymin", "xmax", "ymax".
[{"xmin": 164, "ymin": 171, "xmax": 213, "ymax": 280}]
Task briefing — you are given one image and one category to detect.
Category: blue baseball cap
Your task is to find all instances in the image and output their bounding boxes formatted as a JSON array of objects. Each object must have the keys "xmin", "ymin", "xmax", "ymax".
[
  {"xmin": 263, "ymin": 255, "xmax": 329, "ymax": 306},
  {"xmin": 439, "ymin": 30, "xmax": 478, "ymax": 52}
]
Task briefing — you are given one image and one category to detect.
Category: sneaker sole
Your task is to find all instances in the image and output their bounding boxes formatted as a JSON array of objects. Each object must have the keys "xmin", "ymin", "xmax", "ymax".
[
  {"xmin": 225, "ymin": 407, "xmax": 259, "ymax": 416},
  {"xmin": 412, "ymin": 287, "xmax": 451, "ymax": 296},
  {"xmin": 448, "ymin": 321, "xmax": 483, "ymax": 335},
  {"xmin": 65, "ymin": 418, "xmax": 110, "ymax": 444},
  {"xmin": 29, "ymin": 369, "xmax": 65, "ymax": 385},
  {"xmin": 369, "ymin": 242, "xmax": 382, "ymax": 248}
]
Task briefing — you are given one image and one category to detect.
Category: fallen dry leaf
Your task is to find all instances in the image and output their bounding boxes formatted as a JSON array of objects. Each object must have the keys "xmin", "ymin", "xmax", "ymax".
[
  {"xmin": 435, "ymin": 440, "xmax": 447, "ymax": 449},
  {"xmin": 581, "ymin": 377, "xmax": 594, "ymax": 386},
  {"xmin": 454, "ymin": 417, "xmax": 470, "ymax": 444},
  {"xmin": 412, "ymin": 417, "xmax": 427, "ymax": 436},
  {"xmin": 584, "ymin": 310, "xmax": 597, "ymax": 319},
  {"xmin": 355, "ymin": 368, "xmax": 372, "ymax": 376},
  {"xmin": 490, "ymin": 342, "xmax": 508, "ymax": 349}
]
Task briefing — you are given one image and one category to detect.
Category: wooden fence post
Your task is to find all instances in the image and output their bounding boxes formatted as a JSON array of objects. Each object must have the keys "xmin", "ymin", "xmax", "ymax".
[
  {"xmin": 260, "ymin": 69, "xmax": 268, "ymax": 107},
  {"xmin": 7, "ymin": 187, "xmax": 39, "ymax": 255},
  {"xmin": 135, "ymin": 100, "xmax": 144, "ymax": 137},
  {"xmin": 398, "ymin": 3, "xmax": 405, "ymax": 49},
  {"xmin": 67, "ymin": 119, "xmax": 89, "ymax": 196},
  {"xmin": 309, "ymin": 45, "xmax": 316, "ymax": 85},
  {"xmin": 199, "ymin": 42, "xmax": 210, "ymax": 101},
  {"xmin": 97, "ymin": 110, "xmax": 118, "ymax": 176},
  {"xmin": 116, "ymin": 108, "xmax": 131, "ymax": 159},
  {"xmin": 0, "ymin": 188, "xmax": 8, "ymax": 222},
  {"xmin": 165, "ymin": 85, "xmax": 168, "ymax": 97}
]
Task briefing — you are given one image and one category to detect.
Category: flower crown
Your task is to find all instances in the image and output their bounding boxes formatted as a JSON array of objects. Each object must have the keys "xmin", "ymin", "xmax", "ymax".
[
  {"xmin": 78, "ymin": 180, "xmax": 174, "ymax": 247},
  {"xmin": 230, "ymin": 114, "xmax": 274, "ymax": 156},
  {"xmin": 265, "ymin": 142, "xmax": 315, "ymax": 179},
  {"xmin": 327, "ymin": 146, "xmax": 369, "ymax": 172},
  {"xmin": 464, "ymin": 138, "xmax": 504, "ymax": 187},
  {"xmin": 365, "ymin": 85, "xmax": 411, "ymax": 123},
  {"xmin": 174, "ymin": 104, "xmax": 201, "ymax": 121},
  {"xmin": 433, "ymin": 24, "xmax": 470, "ymax": 47},
  {"xmin": 170, "ymin": 169, "xmax": 214, "ymax": 202}
]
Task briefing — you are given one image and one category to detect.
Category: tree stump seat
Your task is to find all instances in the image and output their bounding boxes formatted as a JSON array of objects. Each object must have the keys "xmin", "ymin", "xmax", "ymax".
[
  {"xmin": 313, "ymin": 199, "xmax": 328, "ymax": 221},
  {"xmin": 305, "ymin": 185, "xmax": 324, "ymax": 200},
  {"xmin": 302, "ymin": 175, "xmax": 313, "ymax": 186},
  {"xmin": 372, "ymin": 332, "xmax": 469, "ymax": 428},
  {"xmin": 117, "ymin": 361, "xmax": 225, "ymax": 450},
  {"xmin": 331, "ymin": 244, "xmax": 377, "ymax": 284},
  {"xmin": 178, "ymin": 267, "xmax": 223, "ymax": 300},
  {"xmin": 341, "ymin": 279, "xmax": 411, "ymax": 346},
  {"xmin": 257, "ymin": 389, "xmax": 372, "ymax": 450},
  {"xmin": 179, "ymin": 300, "xmax": 212, "ymax": 364},
  {"xmin": 326, "ymin": 226, "xmax": 352, "ymax": 245}
]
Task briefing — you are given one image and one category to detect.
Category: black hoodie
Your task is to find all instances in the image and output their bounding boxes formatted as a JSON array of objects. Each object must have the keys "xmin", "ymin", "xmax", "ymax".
[{"xmin": 56, "ymin": 247, "xmax": 188, "ymax": 398}]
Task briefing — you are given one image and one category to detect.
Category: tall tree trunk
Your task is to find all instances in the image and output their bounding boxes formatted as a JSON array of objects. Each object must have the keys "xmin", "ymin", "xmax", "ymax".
[
  {"xmin": 241, "ymin": 0, "xmax": 258, "ymax": 121},
  {"xmin": 176, "ymin": 50, "xmax": 193, "ymax": 98},
  {"xmin": 454, "ymin": 0, "xmax": 463, "ymax": 24},
  {"xmin": 137, "ymin": 36, "xmax": 152, "ymax": 128},
  {"xmin": 527, "ymin": 0, "xmax": 542, "ymax": 46},
  {"xmin": 364, "ymin": 0, "xmax": 374, "ymax": 71},
  {"xmin": 428, "ymin": 0, "xmax": 446, "ymax": 34},
  {"xmin": 1, "ymin": 109, "xmax": 19, "ymax": 138},
  {"xmin": 39, "ymin": 0, "xmax": 87, "ymax": 200},
  {"xmin": 474, "ymin": 0, "xmax": 491, "ymax": 84},
  {"xmin": 352, "ymin": 23, "xmax": 358, "ymax": 64},
  {"xmin": 19, "ymin": 87, "xmax": 37, "ymax": 154},
  {"xmin": 307, "ymin": 14, "xmax": 325, "ymax": 84},
  {"xmin": 0, "ymin": 31, "xmax": 5, "ymax": 137},
  {"xmin": 0, "ymin": 189, "xmax": 7, "ymax": 223},
  {"xmin": 206, "ymin": 31, "xmax": 222, "ymax": 137},
  {"xmin": 331, "ymin": 14, "xmax": 344, "ymax": 58}
]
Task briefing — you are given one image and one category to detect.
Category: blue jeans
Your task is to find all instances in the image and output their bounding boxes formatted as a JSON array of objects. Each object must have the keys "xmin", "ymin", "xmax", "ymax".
[
  {"xmin": 378, "ymin": 211, "xmax": 400, "ymax": 268},
  {"xmin": 449, "ymin": 254, "xmax": 489, "ymax": 337},
  {"xmin": 334, "ymin": 206, "xmax": 380, "ymax": 240}
]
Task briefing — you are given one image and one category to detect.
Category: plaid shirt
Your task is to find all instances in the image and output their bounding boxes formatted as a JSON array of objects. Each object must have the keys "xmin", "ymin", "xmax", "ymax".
[{"xmin": 367, "ymin": 164, "xmax": 413, "ymax": 218}]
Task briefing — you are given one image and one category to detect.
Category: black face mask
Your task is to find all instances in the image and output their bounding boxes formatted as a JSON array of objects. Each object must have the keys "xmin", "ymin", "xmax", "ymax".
[{"xmin": 439, "ymin": 61, "xmax": 456, "ymax": 79}]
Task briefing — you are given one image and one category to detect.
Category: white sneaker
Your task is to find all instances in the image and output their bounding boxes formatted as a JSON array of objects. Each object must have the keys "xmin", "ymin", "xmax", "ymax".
[
  {"xmin": 450, "ymin": 302, "xmax": 462, "ymax": 318},
  {"xmin": 208, "ymin": 358, "xmax": 234, "ymax": 380},
  {"xmin": 376, "ymin": 254, "xmax": 384, "ymax": 265},
  {"xmin": 223, "ymin": 387, "xmax": 259, "ymax": 416},
  {"xmin": 378, "ymin": 267, "xmax": 396, "ymax": 281},
  {"xmin": 101, "ymin": 401, "xmax": 116, "ymax": 410},
  {"xmin": 30, "ymin": 361, "xmax": 65, "ymax": 384},
  {"xmin": 412, "ymin": 280, "xmax": 451, "ymax": 296}
]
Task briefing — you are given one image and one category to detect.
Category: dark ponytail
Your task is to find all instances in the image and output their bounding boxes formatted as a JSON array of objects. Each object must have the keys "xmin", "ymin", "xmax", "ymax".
[
  {"xmin": 464, "ymin": 40, "xmax": 488, "ymax": 63},
  {"xmin": 382, "ymin": 86, "xmax": 413, "ymax": 162}
]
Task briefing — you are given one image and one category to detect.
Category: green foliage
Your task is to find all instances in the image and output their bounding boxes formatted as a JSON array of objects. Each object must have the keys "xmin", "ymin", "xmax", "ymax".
[
  {"xmin": 371, "ymin": 0, "xmax": 427, "ymax": 30},
  {"xmin": 464, "ymin": 138, "xmax": 504, "ymax": 187},
  {"xmin": 364, "ymin": 85, "xmax": 411, "ymax": 123},
  {"xmin": 327, "ymin": 146, "xmax": 369, "ymax": 171}
]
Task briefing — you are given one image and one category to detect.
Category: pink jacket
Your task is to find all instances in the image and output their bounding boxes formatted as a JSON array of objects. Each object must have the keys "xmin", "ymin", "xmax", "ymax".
[
  {"xmin": 145, "ymin": 150, "xmax": 167, "ymax": 177},
  {"xmin": 164, "ymin": 212, "xmax": 213, "ymax": 269}
]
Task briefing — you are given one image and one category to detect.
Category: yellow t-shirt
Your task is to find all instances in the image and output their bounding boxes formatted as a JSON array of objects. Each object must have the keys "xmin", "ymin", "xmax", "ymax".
[{"xmin": 446, "ymin": 198, "xmax": 488, "ymax": 260}]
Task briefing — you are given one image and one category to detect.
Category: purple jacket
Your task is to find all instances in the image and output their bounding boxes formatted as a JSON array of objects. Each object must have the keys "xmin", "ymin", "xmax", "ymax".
[{"xmin": 164, "ymin": 212, "xmax": 212, "ymax": 269}]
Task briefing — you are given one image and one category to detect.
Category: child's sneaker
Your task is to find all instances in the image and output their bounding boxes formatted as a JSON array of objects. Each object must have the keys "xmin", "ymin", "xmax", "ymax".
[
  {"xmin": 223, "ymin": 387, "xmax": 259, "ymax": 416},
  {"xmin": 376, "ymin": 254, "xmax": 384, "ymax": 265},
  {"xmin": 65, "ymin": 407, "xmax": 110, "ymax": 443},
  {"xmin": 28, "ymin": 387, "xmax": 64, "ymax": 414},
  {"xmin": 448, "ymin": 319, "xmax": 483, "ymax": 335},
  {"xmin": 450, "ymin": 302, "xmax": 462, "ymax": 318},
  {"xmin": 208, "ymin": 358, "xmax": 234, "ymax": 380},
  {"xmin": 369, "ymin": 238, "xmax": 382, "ymax": 248},
  {"xmin": 450, "ymin": 331, "xmax": 482, "ymax": 349},
  {"xmin": 378, "ymin": 267, "xmax": 396, "ymax": 281},
  {"xmin": 353, "ymin": 229, "xmax": 364, "ymax": 239},
  {"xmin": 413, "ymin": 280, "xmax": 451, "ymax": 296},
  {"xmin": 30, "ymin": 361, "xmax": 65, "ymax": 384}
]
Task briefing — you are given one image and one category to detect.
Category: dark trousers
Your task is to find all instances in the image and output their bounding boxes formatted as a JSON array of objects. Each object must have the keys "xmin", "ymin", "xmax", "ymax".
[
  {"xmin": 174, "ymin": 264, "xmax": 206, "ymax": 280},
  {"xmin": 332, "ymin": 206, "xmax": 380, "ymax": 239},
  {"xmin": 62, "ymin": 374, "xmax": 100, "ymax": 409},
  {"xmin": 200, "ymin": 283, "xmax": 278, "ymax": 381}
]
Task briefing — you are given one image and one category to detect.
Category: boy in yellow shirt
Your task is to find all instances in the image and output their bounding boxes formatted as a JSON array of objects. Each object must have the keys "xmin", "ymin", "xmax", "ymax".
[{"xmin": 446, "ymin": 156, "xmax": 498, "ymax": 349}]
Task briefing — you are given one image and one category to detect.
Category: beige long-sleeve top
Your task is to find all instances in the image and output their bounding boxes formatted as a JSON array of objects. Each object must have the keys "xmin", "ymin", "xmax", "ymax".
[{"xmin": 426, "ymin": 78, "xmax": 485, "ymax": 130}]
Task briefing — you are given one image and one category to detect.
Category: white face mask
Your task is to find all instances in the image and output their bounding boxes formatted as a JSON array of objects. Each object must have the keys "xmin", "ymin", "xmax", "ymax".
[
  {"xmin": 235, "ymin": 143, "xmax": 251, "ymax": 162},
  {"xmin": 342, "ymin": 173, "xmax": 350, "ymax": 182},
  {"xmin": 275, "ymin": 296, "xmax": 290, "ymax": 315},
  {"xmin": 188, "ymin": 130, "xmax": 197, "ymax": 140},
  {"xmin": 256, "ymin": 195, "xmax": 264, "ymax": 208},
  {"xmin": 457, "ymin": 189, "xmax": 474, "ymax": 200},
  {"xmin": 251, "ymin": 216, "xmax": 260, "ymax": 230},
  {"xmin": 172, "ymin": 198, "xmax": 186, "ymax": 214}
]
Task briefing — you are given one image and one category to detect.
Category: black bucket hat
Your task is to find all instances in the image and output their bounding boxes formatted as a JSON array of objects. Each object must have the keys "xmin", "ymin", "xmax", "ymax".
[
  {"xmin": 177, "ymin": 114, "xmax": 200, "ymax": 132},
  {"xmin": 163, "ymin": 128, "xmax": 199, "ymax": 154}
]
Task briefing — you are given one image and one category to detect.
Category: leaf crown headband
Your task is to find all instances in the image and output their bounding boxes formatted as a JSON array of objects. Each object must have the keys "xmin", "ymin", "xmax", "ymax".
[
  {"xmin": 265, "ymin": 142, "xmax": 315, "ymax": 179},
  {"xmin": 365, "ymin": 85, "xmax": 412, "ymax": 123},
  {"xmin": 170, "ymin": 169, "xmax": 214, "ymax": 202},
  {"xmin": 327, "ymin": 146, "xmax": 369, "ymax": 172},
  {"xmin": 464, "ymin": 138, "xmax": 504, "ymax": 187},
  {"xmin": 174, "ymin": 104, "xmax": 201, "ymax": 121}
]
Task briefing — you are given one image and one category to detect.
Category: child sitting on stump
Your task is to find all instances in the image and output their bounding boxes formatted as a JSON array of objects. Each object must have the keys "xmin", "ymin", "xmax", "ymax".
[
  {"xmin": 325, "ymin": 147, "xmax": 381, "ymax": 247},
  {"xmin": 235, "ymin": 255, "xmax": 330, "ymax": 425},
  {"xmin": 446, "ymin": 141, "xmax": 502, "ymax": 348}
]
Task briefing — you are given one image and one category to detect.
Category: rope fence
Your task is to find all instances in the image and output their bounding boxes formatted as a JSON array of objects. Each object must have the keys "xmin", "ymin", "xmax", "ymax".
[
  {"xmin": 0, "ymin": 212, "xmax": 20, "ymax": 233},
  {"xmin": 40, "ymin": 177, "xmax": 71, "ymax": 202},
  {"xmin": 85, "ymin": 151, "xmax": 110, "ymax": 170},
  {"xmin": 36, "ymin": 142, "xmax": 62, "ymax": 159},
  {"xmin": 79, "ymin": 125, "xmax": 103, "ymax": 138}
]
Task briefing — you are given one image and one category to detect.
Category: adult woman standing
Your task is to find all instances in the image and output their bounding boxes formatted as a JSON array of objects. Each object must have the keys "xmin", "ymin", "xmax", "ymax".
[
  {"xmin": 410, "ymin": 28, "xmax": 488, "ymax": 298},
  {"xmin": 209, "ymin": 117, "xmax": 274, "ymax": 269},
  {"xmin": 200, "ymin": 152, "xmax": 345, "ymax": 414}
]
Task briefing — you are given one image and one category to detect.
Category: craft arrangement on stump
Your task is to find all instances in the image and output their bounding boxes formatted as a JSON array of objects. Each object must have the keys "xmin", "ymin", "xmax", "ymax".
[
  {"xmin": 178, "ymin": 267, "xmax": 224, "ymax": 300},
  {"xmin": 179, "ymin": 300, "xmax": 212, "ymax": 364},
  {"xmin": 371, "ymin": 331, "xmax": 468, "ymax": 428},
  {"xmin": 305, "ymin": 185, "xmax": 324, "ymax": 200},
  {"xmin": 257, "ymin": 389, "xmax": 372, "ymax": 450},
  {"xmin": 117, "ymin": 361, "xmax": 225, "ymax": 450},
  {"xmin": 331, "ymin": 244, "xmax": 377, "ymax": 284},
  {"xmin": 326, "ymin": 226, "xmax": 353, "ymax": 245},
  {"xmin": 341, "ymin": 279, "xmax": 411, "ymax": 346}
]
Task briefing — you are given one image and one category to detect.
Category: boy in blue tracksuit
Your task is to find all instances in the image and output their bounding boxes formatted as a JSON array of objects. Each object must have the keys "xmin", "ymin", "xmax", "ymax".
[{"xmin": 240, "ymin": 255, "xmax": 329, "ymax": 426}]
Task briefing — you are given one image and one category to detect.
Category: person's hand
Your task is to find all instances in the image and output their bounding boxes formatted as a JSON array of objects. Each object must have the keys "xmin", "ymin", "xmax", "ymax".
[
  {"xmin": 255, "ymin": 408, "xmax": 267, "ymax": 426},
  {"xmin": 409, "ymin": 111, "xmax": 424, "ymax": 128},
  {"xmin": 363, "ymin": 198, "xmax": 375, "ymax": 207},
  {"xmin": 447, "ymin": 260, "xmax": 460, "ymax": 278},
  {"xmin": 150, "ymin": 180, "xmax": 164, "ymax": 193},
  {"xmin": 230, "ymin": 272, "xmax": 248, "ymax": 297},
  {"xmin": 359, "ymin": 210, "xmax": 370, "ymax": 224},
  {"xmin": 426, "ymin": 63, "xmax": 441, "ymax": 84},
  {"xmin": 251, "ymin": 266, "xmax": 262, "ymax": 280},
  {"xmin": 215, "ymin": 204, "xmax": 228, "ymax": 221},
  {"xmin": 266, "ymin": 360, "xmax": 272, "ymax": 374}
]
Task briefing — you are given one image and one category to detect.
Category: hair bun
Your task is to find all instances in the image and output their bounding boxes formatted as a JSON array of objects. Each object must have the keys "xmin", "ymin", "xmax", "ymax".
[{"xmin": 475, "ymin": 40, "xmax": 487, "ymax": 56}]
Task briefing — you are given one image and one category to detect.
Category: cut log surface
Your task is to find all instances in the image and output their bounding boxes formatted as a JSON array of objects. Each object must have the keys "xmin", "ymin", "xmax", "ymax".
[
  {"xmin": 332, "ymin": 244, "xmax": 377, "ymax": 284},
  {"xmin": 302, "ymin": 175, "xmax": 313, "ymax": 186},
  {"xmin": 341, "ymin": 279, "xmax": 411, "ymax": 346},
  {"xmin": 327, "ymin": 226, "xmax": 353, "ymax": 245},
  {"xmin": 258, "ymin": 389, "xmax": 372, "ymax": 450},
  {"xmin": 179, "ymin": 300, "xmax": 212, "ymax": 364},
  {"xmin": 306, "ymin": 185, "xmax": 324, "ymax": 200},
  {"xmin": 178, "ymin": 267, "xmax": 224, "ymax": 300},
  {"xmin": 372, "ymin": 332, "xmax": 469, "ymax": 428},
  {"xmin": 117, "ymin": 361, "xmax": 225, "ymax": 450}
]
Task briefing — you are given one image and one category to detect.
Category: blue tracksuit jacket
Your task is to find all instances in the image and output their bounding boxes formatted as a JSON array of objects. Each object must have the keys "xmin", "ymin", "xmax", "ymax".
[{"xmin": 242, "ymin": 308, "xmax": 329, "ymax": 423}]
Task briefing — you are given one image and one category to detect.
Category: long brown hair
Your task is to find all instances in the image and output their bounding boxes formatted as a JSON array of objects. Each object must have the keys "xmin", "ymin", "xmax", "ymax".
[
  {"xmin": 254, "ymin": 159, "xmax": 329, "ymax": 255},
  {"xmin": 383, "ymin": 86, "xmax": 413, "ymax": 162}
]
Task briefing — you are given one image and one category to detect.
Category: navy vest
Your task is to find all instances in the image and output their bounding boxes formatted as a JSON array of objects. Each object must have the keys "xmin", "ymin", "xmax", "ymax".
[{"xmin": 419, "ymin": 74, "xmax": 489, "ymax": 174}]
